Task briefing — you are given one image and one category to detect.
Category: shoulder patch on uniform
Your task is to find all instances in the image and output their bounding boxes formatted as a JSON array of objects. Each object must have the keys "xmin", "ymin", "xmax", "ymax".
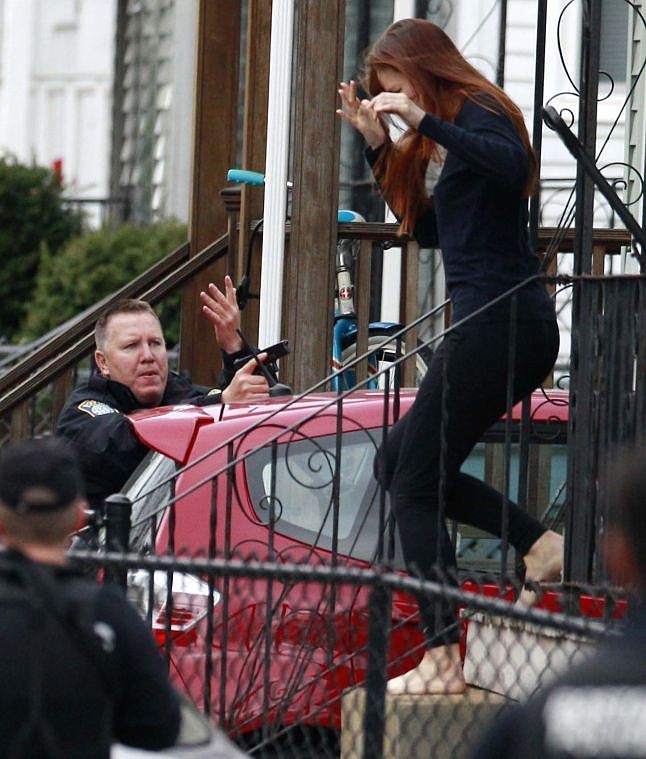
[{"xmin": 77, "ymin": 400, "xmax": 118, "ymax": 417}]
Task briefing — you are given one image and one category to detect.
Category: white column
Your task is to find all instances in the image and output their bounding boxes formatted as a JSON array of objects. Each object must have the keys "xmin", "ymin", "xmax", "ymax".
[
  {"xmin": 258, "ymin": 0, "xmax": 295, "ymax": 347},
  {"xmin": 379, "ymin": 1, "xmax": 412, "ymax": 322},
  {"xmin": 0, "ymin": 0, "xmax": 36, "ymax": 158}
]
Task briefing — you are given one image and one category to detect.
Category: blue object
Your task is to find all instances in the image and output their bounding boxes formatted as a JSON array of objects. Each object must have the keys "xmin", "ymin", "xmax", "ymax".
[
  {"xmin": 227, "ymin": 169, "xmax": 265, "ymax": 185},
  {"xmin": 337, "ymin": 209, "xmax": 363, "ymax": 223}
]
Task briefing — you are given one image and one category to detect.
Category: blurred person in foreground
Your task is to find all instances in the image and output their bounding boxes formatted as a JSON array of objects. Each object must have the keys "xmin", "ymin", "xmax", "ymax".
[
  {"xmin": 473, "ymin": 448, "xmax": 646, "ymax": 758},
  {"xmin": 56, "ymin": 276, "xmax": 271, "ymax": 510},
  {"xmin": 0, "ymin": 437, "xmax": 181, "ymax": 758}
]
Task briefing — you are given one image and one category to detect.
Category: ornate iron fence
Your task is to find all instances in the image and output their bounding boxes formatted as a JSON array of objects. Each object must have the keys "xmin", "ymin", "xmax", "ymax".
[{"xmin": 60, "ymin": 272, "xmax": 645, "ymax": 758}]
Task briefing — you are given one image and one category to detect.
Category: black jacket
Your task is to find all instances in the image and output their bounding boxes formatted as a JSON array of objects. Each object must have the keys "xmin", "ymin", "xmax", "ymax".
[
  {"xmin": 55, "ymin": 370, "xmax": 220, "ymax": 508},
  {"xmin": 0, "ymin": 549, "xmax": 180, "ymax": 758}
]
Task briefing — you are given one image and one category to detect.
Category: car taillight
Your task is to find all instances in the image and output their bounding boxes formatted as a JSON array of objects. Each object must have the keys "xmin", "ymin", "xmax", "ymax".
[{"xmin": 127, "ymin": 570, "xmax": 220, "ymax": 646}]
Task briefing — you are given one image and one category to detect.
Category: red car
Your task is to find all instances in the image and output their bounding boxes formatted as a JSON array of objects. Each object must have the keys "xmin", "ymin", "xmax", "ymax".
[{"xmin": 121, "ymin": 389, "xmax": 570, "ymax": 748}]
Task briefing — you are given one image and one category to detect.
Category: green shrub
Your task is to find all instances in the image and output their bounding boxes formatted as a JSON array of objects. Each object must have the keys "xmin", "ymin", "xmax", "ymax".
[
  {"xmin": 0, "ymin": 155, "xmax": 82, "ymax": 340},
  {"xmin": 21, "ymin": 220, "xmax": 187, "ymax": 345}
]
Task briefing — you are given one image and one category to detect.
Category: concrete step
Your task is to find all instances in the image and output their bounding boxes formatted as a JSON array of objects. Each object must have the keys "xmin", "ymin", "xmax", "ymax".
[
  {"xmin": 341, "ymin": 685, "xmax": 508, "ymax": 759},
  {"xmin": 463, "ymin": 611, "xmax": 594, "ymax": 700}
]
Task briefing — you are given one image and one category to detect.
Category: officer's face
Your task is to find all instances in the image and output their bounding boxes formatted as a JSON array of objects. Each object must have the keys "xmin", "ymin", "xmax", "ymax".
[{"xmin": 95, "ymin": 312, "xmax": 169, "ymax": 406}]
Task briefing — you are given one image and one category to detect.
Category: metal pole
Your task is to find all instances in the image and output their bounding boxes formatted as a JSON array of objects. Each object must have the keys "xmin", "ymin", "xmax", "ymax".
[
  {"xmin": 496, "ymin": 0, "xmax": 508, "ymax": 87},
  {"xmin": 258, "ymin": 0, "xmax": 295, "ymax": 346},
  {"xmin": 566, "ymin": 0, "xmax": 602, "ymax": 585},
  {"xmin": 529, "ymin": 0, "xmax": 548, "ymax": 249},
  {"xmin": 362, "ymin": 580, "xmax": 390, "ymax": 759},
  {"xmin": 104, "ymin": 493, "xmax": 132, "ymax": 590}
]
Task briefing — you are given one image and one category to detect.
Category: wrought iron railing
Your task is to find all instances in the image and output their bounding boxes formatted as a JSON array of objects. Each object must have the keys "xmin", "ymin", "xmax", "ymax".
[{"xmin": 64, "ymin": 270, "xmax": 644, "ymax": 756}]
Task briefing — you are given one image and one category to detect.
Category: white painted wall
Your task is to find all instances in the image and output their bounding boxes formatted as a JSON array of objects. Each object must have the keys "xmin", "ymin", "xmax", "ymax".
[{"xmin": 0, "ymin": 0, "xmax": 115, "ymax": 222}]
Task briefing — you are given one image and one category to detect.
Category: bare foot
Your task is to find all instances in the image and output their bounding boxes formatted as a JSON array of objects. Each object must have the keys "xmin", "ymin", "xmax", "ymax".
[
  {"xmin": 386, "ymin": 644, "xmax": 466, "ymax": 695},
  {"xmin": 518, "ymin": 530, "xmax": 563, "ymax": 606}
]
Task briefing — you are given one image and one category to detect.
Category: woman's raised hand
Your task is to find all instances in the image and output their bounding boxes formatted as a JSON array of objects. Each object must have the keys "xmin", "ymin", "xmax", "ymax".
[
  {"xmin": 337, "ymin": 80, "xmax": 387, "ymax": 149},
  {"xmin": 367, "ymin": 92, "xmax": 425, "ymax": 130}
]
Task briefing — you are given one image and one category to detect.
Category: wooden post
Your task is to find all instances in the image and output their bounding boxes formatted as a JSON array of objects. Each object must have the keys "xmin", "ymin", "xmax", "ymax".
[
  {"xmin": 220, "ymin": 186, "xmax": 241, "ymax": 275},
  {"xmin": 51, "ymin": 369, "xmax": 74, "ymax": 426},
  {"xmin": 354, "ymin": 239, "xmax": 372, "ymax": 383},
  {"xmin": 238, "ymin": 0, "xmax": 272, "ymax": 345},
  {"xmin": 10, "ymin": 402, "xmax": 30, "ymax": 442},
  {"xmin": 180, "ymin": 1, "xmax": 241, "ymax": 386},
  {"xmin": 283, "ymin": 0, "xmax": 346, "ymax": 392},
  {"xmin": 400, "ymin": 241, "xmax": 420, "ymax": 387}
]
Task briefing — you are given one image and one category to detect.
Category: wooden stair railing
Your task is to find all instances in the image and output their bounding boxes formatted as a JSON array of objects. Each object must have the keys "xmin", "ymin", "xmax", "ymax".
[{"xmin": 0, "ymin": 241, "xmax": 190, "ymax": 400}]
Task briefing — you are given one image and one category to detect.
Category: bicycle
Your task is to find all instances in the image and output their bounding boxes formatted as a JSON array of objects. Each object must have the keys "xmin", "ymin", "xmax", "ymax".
[{"xmin": 227, "ymin": 169, "xmax": 430, "ymax": 389}]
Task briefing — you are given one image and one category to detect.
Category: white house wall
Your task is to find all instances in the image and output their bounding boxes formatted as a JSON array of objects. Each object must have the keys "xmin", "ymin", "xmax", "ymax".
[{"xmin": 0, "ymin": 0, "xmax": 115, "ymax": 223}]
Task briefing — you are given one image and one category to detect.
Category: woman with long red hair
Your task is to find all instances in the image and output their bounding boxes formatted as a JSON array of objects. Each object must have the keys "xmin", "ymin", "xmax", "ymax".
[{"xmin": 338, "ymin": 19, "xmax": 562, "ymax": 695}]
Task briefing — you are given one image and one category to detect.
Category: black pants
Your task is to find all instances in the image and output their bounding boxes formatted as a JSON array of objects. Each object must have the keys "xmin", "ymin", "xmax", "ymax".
[{"xmin": 379, "ymin": 317, "xmax": 560, "ymax": 646}]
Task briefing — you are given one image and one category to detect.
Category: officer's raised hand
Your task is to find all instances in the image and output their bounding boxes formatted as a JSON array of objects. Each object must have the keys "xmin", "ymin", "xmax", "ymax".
[{"xmin": 199, "ymin": 275, "xmax": 243, "ymax": 354}]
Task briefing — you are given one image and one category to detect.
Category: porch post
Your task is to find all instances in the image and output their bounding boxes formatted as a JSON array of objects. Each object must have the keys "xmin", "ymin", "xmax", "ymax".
[
  {"xmin": 180, "ymin": 1, "xmax": 241, "ymax": 386},
  {"xmin": 282, "ymin": 0, "xmax": 346, "ymax": 392}
]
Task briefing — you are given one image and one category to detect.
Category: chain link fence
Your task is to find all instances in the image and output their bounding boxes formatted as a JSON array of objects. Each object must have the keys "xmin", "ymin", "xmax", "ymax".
[{"xmin": 69, "ymin": 549, "xmax": 623, "ymax": 758}]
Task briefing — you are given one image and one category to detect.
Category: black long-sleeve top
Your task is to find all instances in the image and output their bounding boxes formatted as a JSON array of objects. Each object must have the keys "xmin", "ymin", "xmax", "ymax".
[{"xmin": 367, "ymin": 97, "xmax": 555, "ymax": 324}]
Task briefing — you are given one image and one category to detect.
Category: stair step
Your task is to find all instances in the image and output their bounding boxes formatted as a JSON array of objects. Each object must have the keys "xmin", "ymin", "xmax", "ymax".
[{"xmin": 341, "ymin": 685, "xmax": 509, "ymax": 759}]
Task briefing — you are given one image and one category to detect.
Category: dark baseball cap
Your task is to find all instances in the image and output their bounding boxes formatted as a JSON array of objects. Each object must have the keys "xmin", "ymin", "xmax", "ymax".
[{"xmin": 0, "ymin": 438, "xmax": 85, "ymax": 514}]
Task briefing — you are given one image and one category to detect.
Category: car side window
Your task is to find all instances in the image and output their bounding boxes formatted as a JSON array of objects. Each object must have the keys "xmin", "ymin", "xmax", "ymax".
[{"xmin": 245, "ymin": 429, "xmax": 389, "ymax": 562}]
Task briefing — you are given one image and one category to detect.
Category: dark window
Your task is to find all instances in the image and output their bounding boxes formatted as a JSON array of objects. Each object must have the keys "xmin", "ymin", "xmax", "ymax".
[{"xmin": 600, "ymin": 0, "xmax": 630, "ymax": 84}]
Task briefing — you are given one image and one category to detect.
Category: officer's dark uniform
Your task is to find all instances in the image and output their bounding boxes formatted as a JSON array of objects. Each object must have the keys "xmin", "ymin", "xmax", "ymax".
[
  {"xmin": 473, "ymin": 604, "xmax": 646, "ymax": 759},
  {"xmin": 0, "ymin": 549, "xmax": 181, "ymax": 758},
  {"xmin": 55, "ymin": 360, "xmax": 238, "ymax": 509}
]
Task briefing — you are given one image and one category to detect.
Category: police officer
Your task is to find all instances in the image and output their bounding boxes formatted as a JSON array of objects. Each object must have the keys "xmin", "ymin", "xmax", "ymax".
[
  {"xmin": 472, "ymin": 448, "xmax": 646, "ymax": 759},
  {"xmin": 0, "ymin": 437, "xmax": 181, "ymax": 757},
  {"xmin": 56, "ymin": 277, "xmax": 270, "ymax": 509}
]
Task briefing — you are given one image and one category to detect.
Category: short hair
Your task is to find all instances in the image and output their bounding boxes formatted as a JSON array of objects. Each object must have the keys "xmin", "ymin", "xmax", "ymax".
[
  {"xmin": 95, "ymin": 299, "xmax": 160, "ymax": 352},
  {"xmin": 609, "ymin": 447, "xmax": 646, "ymax": 577},
  {"xmin": 0, "ymin": 438, "xmax": 84, "ymax": 544}
]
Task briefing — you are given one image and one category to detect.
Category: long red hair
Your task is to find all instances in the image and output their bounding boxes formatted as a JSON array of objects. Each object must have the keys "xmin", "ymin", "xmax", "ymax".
[{"xmin": 361, "ymin": 19, "xmax": 538, "ymax": 236}]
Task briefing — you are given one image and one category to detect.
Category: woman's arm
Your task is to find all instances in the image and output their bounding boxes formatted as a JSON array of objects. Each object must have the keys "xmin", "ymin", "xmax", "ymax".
[
  {"xmin": 417, "ymin": 102, "xmax": 529, "ymax": 189},
  {"xmin": 368, "ymin": 93, "xmax": 528, "ymax": 190}
]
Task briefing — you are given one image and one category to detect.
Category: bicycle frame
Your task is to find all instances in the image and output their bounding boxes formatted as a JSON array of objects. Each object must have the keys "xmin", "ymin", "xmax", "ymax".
[{"xmin": 226, "ymin": 169, "xmax": 403, "ymax": 390}]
